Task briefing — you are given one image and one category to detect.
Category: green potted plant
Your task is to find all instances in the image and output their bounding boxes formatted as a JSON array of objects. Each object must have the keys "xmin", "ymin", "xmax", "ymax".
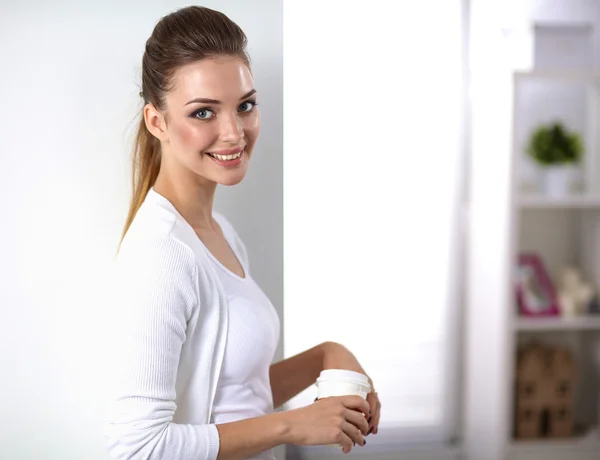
[{"xmin": 526, "ymin": 121, "xmax": 584, "ymax": 197}]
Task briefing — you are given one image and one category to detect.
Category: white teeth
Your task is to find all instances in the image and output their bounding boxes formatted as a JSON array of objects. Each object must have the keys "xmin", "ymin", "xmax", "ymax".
[{"xmin": 211, "ymin": 151, "xmax": 242, "ymax": 161}]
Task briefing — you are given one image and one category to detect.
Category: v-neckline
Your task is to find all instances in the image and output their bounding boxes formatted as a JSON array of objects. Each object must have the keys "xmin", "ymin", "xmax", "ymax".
[{"xmin": 148, "ymin": 188, "xmax": 248, "ymax": 281}]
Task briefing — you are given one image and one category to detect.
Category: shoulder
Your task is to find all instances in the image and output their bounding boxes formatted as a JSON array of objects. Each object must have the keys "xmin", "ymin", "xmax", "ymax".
[
  {"xmin": 116, "ymin": 192, "xmax": 199, "ymax": 281},
  {"xmin": 114, "ymin": 230, "xmax": 200, "ymax": 324}
]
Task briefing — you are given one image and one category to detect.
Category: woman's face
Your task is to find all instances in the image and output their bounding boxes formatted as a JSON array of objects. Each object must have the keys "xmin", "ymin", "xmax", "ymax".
[{"xmin": 150, "ymin": 56, "xmax": 260, "ymax": 187}]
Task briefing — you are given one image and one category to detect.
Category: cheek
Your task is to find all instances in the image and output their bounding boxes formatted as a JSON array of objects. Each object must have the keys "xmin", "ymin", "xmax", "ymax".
[
  {"xmin": 174, "ymin": 120, "xmax": 213, "ymax": 150},
  {"xmin": 177, "ymin": 123, "xmax": 198, "ymax": 145},
  {"xmin": 244, "ymin": 115, "xmax": 260, "ymax": 145}
]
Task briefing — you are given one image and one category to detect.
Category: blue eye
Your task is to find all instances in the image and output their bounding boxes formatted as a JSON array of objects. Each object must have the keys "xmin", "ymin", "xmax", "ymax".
[
  {"xmin": 239, "ymin": 101, "xmax": 257, "ymax": 113},
  {"xmin": 192, "ymin": 108, "xmax": 215, "ymax": 120}
]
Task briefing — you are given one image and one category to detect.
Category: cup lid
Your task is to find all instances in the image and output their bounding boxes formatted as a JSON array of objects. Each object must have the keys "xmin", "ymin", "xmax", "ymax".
[{"xmin": 317, "ymin": 369, "xmax": 370, "ymax": 388}]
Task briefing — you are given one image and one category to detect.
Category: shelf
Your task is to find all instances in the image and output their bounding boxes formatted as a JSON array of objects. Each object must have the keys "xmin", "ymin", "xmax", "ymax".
[
  {"xmin": 514, "ymin": 69, "xmax": 600, "ymax": 84},
  {"xmin": 514, "ymin": 315, "xmax": 600, "ymax": 331},
  {"xmin": 510, "ymin": 433, "xmax": 600, "ymax": 457},
  {"xmin": 518, "ymin": 195, "xmax": 600, "ymax": 209}
]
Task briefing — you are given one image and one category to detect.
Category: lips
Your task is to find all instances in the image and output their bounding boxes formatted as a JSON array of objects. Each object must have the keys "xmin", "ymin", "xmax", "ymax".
[
  {"xmin": 206, "ymin": 149, "xmax": 244, "ymax": 167},
  {"xmin": 206, "ymin": 146, "xmax": 244, "ymax": 157},
  {"xmin": 206, "ymin": 150, "xmax": 243, "ymax": 161}
]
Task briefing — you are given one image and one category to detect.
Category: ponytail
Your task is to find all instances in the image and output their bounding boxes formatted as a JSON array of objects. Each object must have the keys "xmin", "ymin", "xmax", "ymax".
[{"xmin": 119, "ymin": 116, "xmax": 161, "ymax": 248}]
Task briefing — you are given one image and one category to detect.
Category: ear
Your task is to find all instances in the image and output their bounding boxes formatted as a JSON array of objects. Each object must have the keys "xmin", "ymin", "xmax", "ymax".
[{"xmin": 143, "ymin": 103, "xmax": 169, "ymax": 142}]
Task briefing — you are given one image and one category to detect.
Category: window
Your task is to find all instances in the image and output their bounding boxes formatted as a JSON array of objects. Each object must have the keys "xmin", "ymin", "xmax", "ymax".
[{"xmin": 283, "ymin": 0, "xmax": 466, "ymax": 446}]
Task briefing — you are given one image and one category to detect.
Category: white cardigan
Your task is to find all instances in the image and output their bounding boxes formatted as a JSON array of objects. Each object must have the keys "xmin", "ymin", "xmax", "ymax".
[{"xmin": 104, "ymin": 189, "xmax": 247, "ymax": 460}]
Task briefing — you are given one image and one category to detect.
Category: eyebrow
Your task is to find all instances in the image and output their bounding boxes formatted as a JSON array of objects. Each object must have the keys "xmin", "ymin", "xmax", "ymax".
[{"xmin": 185, "ymin": 89, "xmax": 257, "ymax": 106}]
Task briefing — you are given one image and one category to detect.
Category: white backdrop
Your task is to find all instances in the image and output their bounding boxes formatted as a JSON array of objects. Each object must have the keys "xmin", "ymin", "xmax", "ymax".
[{"xmin": 0, "ymin": 1, "xmax": 282, "ymax": 459}]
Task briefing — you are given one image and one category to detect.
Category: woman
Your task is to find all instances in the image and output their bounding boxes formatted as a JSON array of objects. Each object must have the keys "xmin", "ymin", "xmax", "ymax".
[{"xmin": 104, "ymin": 6, "xmax": 381, "ymax": 460}]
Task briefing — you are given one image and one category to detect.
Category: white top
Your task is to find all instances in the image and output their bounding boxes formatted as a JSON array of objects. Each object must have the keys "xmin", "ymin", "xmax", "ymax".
[
  {"xmin": 208, "ymin": 253, "xmax": 280, "ymax": 460},
  {"xmin": 104, "ymin": 188, "xmax": 278, "ymax": 460}
]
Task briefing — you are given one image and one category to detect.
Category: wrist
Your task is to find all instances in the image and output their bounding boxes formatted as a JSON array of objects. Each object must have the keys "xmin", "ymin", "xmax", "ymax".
[{"xmin": 270, "ymin": 409, "xmax": 295, "ymax": 445}]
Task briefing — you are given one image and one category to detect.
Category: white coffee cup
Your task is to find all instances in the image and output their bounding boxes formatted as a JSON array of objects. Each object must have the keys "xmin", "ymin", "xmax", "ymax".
[{"xmin": 315, "ymin": 369, "xmax": 371, "ymax": 448}]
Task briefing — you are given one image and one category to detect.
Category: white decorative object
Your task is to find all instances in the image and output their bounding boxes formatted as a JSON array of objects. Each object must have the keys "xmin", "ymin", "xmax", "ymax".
[
  {"xmin": 558, "ymin": 291, "xmax": 578, "ymax": 317},
  {"xmin": 542, "ymin": 165, "xmax": 575, "ymax": 198},
  {"xmin": 557, "ymin": 266, "xmax": 595, "ymax": 316}
]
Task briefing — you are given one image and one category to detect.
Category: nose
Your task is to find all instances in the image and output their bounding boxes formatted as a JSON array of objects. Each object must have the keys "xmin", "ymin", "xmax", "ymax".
[{"xmin": 219, "ymin": 112, "xmax": 244, "ymax": 144}]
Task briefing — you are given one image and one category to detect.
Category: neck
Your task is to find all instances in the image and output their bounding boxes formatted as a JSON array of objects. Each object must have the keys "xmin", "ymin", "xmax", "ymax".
[{"xmin": 153, "ymin": 168, "xmax": 217, "ymax": 230}]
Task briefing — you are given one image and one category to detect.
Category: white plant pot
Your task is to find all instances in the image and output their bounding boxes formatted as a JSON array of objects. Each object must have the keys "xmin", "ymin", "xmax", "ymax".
[{"xmin": 541, "ymin": 165, "xmax": 575, "ymax": 198}]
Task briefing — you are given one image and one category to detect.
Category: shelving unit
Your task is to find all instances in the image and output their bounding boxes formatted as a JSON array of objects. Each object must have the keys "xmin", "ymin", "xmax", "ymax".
[{"xmin": 503, "ymin": 21, "xmax": 600, "ymax": 460}]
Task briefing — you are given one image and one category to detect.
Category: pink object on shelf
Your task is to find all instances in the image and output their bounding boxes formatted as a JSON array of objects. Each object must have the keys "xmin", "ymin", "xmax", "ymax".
[{"xmin": 516, "ymin": 252, "xmax": 560, "ymax": 317}]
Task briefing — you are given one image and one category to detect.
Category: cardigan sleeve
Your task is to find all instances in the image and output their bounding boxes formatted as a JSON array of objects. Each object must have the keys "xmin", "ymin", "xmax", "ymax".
[{"xmin": 103, "ymin": 235, "xmax": 220, "ymax": 460}]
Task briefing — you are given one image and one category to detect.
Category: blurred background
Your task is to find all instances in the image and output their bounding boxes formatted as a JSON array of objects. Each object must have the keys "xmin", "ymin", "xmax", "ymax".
[{"xmin": 2, "ymin": 1, "xmax": 600, "ymax": 459}]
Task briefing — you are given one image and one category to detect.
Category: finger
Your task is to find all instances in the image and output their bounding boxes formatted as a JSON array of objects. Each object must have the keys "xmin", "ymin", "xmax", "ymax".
[
  {"xmin": 341, "ymin": 395, "xmax": 371, "ymax": 417},
  {"xmin": 344, "ymin": 408, "xmax": 369, "ymax": 435},
  {"xmin": 341, "ymin": 420, "xmax": 365, "ymax": 447},
  {"xmin": 371, "ymin": 399, "xmax": 382, "ymax": 434},
  {"xmin": 365, "ymin": 393, "xmax": 380, "ymax": 434},
  {"xmin": 335, "ymin": 429, "xmax": 354, "ymax": 454},
  {"xmin": 366, "ymin": 393, "xmax": 377, "ymax": 422}
]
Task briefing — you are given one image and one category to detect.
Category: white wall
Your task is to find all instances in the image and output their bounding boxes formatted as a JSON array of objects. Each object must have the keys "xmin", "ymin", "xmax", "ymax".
[{"xmin": 0, "ymin": 1, "xmax": 282, "ymax": 459}]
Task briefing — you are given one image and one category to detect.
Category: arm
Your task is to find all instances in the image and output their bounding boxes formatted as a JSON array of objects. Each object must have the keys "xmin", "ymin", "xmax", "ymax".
[
  {"xmin": 216, "ymin": 394, "xmax": 370, "ymax": 459},
  {"xmin": 269, "ymin": 343, "xmax": 329, "ymax": 409},
  {"xmin": 270, "ymin": 341, "xmax": 363, "ymax": 408},
  {"xmin": 270, "ymin": 342, "xmax": 382, "ymax": 435},
  {"xmin": 214, "ymin": 412, "xmax": 289, "ymax": 460},
  {"xmin": 218, "ymin": 339, "xmax": 375, "ymax": 458},
  {"xmin": 105, "ymin": 236, "xmax": 222, "ymax": 460}
]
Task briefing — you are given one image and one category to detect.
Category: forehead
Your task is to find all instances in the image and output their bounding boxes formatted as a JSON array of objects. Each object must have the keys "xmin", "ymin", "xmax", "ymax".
[{"xmin": 168, "ymin": 56, "xmax": 254, "ymax": 104}]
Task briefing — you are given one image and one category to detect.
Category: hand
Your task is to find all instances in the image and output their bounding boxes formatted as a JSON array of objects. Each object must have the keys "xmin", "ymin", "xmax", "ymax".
[
  {"xmin": 282, "ymin": 395, "xmax": 370, "ymax": 454},
  {"xmin": 322, "ymin": 342, "xmax": 382, "ymax": 435}
]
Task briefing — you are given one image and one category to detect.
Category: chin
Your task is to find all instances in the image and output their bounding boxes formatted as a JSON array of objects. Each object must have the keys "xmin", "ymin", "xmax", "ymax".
[{"xmin": 218, "ymin": 173, "xmax": 246, "ymax": 187}]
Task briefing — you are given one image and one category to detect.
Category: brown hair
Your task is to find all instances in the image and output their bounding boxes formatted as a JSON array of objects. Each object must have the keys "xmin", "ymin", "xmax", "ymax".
[{"xmin": 120, "ymin": 6, "xmax": 250, "ymax": 245}]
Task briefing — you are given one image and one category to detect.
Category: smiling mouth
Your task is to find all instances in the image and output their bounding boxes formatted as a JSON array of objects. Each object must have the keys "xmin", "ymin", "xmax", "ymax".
[{"xmin": 206, "ymin": 150, "xmax": 243, "ymax": 161}]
